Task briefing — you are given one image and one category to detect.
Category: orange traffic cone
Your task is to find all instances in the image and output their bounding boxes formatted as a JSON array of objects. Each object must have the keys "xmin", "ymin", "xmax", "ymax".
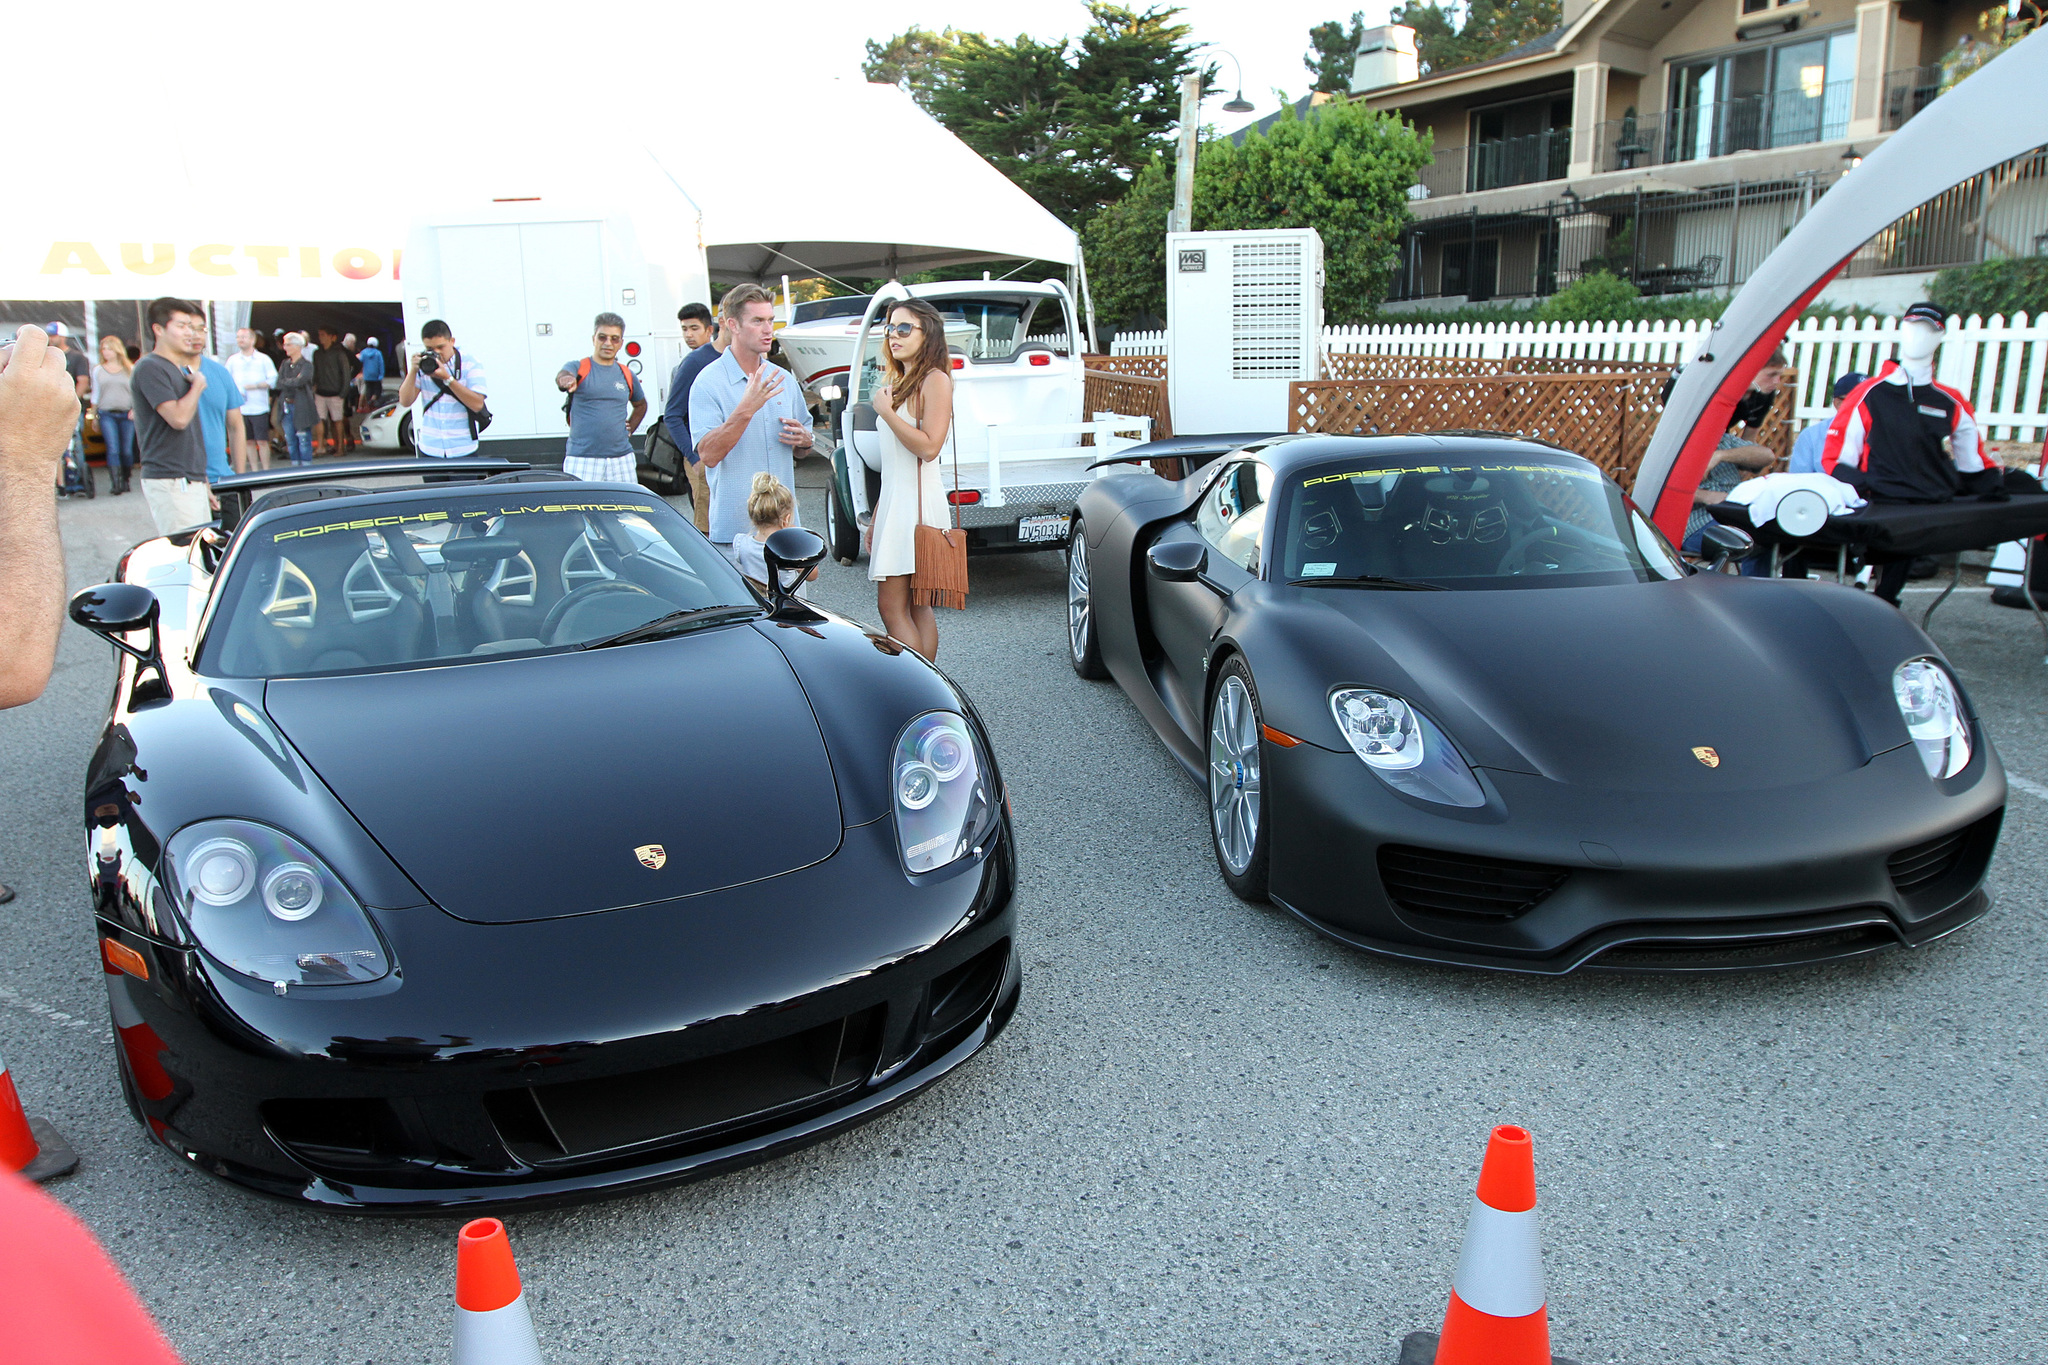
[
  {"xmin": 0, "ymin": 1049, "xmax": 79, "ymax": 1183},
  {"xmin": 1398, "ymin": 1124, "xmax": 1578, "ymax": 1365},
  {"xmin": 454, "ymin": 1217, "xmax": 544, "ymax": 1365}
]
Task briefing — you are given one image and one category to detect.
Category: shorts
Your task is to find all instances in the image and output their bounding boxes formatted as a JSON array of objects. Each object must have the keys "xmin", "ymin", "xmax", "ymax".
[
  {"xmin": 242, "ymin": 412, "xmax": 271, "ymax": 441},
  {"xmin": 314, "ymin": 394, "xmax": 346, "ymax": 421},
  {"xmin": 141, "ymin": 477, "xmax": 212, "ymax": 536},
  {"xmin": 563, "ymin": 454, "xmax": 637, "ymax": 484}
]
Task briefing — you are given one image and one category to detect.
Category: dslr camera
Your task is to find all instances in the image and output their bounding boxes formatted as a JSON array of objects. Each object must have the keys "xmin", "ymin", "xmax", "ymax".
[{"xmin": 416, "ymin": 349, "xmax": 442, "ymax": 375}]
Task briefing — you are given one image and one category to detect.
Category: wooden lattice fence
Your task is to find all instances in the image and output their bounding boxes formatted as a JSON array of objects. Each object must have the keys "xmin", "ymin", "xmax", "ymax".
[
  {"xmin": 1085, "ymin": 353, "xmax": 1170, "ymax": 382},
  {"xmin": 1083, "ymin": 368, "xmax": 1172, "ymax": 439}
]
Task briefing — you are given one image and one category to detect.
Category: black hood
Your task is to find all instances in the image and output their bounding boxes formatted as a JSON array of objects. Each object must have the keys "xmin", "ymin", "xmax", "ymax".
[
  {"xmin": 262, "ymin": 625, "xmax": 842, "ymax": 922},
  {"xmin": 1259, "ymin": 577, "xmax": 1909, "ymax": 793}
]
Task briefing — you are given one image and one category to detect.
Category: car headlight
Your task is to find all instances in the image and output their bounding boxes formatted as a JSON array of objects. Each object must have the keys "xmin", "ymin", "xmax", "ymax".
[
  {"xmin": 1330, "ymin": 688, "xmax": 1486, "ymax": 808},
  {"xmin": 893, "ymin": 712, "xmax": 998, "ymax": 874},
  {"xmin": 1893, "ymin": 658, "xmax": 1972, "ymax": 779},
  {"xmin": 162, "ymin": 820, "xmax": 390, "ymax": 987}
]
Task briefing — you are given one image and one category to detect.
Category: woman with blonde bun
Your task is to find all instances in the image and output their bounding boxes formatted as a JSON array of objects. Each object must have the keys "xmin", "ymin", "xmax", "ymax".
[{"xmin": 733, "ymin": 471, "xmax": 813, "ymax": 596}]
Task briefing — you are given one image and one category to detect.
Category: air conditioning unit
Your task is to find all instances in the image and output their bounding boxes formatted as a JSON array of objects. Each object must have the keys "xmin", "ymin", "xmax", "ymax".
[{"xmin": 1165, "ymin": 229, "xmax": 1324, "ymax": 436}]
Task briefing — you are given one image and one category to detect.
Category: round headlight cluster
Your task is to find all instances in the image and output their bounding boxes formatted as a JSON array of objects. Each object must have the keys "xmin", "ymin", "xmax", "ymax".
[
  {"xmin": 1331, "ymin": 689, "xmax": 1425, "ymax": 770},
  {"xmin": 892, "ymin": 712, "xmax": 998, "ymax": 874},
  {"xmin": 1893, "ymin": 658, "xmax": 1972, "ymax": 779},
  {"xmin": 162, "ymin": 820, "xmax": 390, "ymax": 987}
]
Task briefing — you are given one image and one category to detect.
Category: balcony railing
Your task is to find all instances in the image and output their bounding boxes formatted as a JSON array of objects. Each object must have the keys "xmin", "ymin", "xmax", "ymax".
[
  {"xmin": 1596, "ymin": 80, "xmax": 1854, "ymax": 173},
  {"xmin": 1415, "ymin": 127, "xmax": 1573, "ymax": 199},
  {"xmin": 1881, "ymin": 64, "xmax": 1942, "ymax": 131}
]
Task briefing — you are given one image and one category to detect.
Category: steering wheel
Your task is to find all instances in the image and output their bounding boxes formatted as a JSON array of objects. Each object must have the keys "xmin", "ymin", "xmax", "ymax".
[
  {"xmin": 538, "ymin": 580, "xmax": 654, "ymax": 643},
  {"xmin": 1496, "ymin": 525, "xmax": 1632, "ymax": 576}
]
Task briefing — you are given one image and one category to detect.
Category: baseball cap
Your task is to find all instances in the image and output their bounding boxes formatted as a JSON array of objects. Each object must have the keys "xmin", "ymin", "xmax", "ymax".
[
  {"xmin": 1902, "ymin": 302, "xmax": 1947, "ymax": 332},
  {"xmin": 367, "ymin": 336, "xmax": 378, "ymax": 346},
  {"xmin": 1832, "ymin": 371, "xmax": 1866, "ymax": 400},
  {"xmin": 43, "ymin": 322, "xmax": 70, "ymax": 337}
]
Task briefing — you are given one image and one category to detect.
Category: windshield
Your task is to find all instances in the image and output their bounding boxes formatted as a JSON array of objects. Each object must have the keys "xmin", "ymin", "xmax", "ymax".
[
  {"xmin": 853, "ymin": 291, "xmax": 1071, "ymax": 402},
  {"xmin": 200, "ymin": 491, "xmax": 755, "ymax": 677},
  {"xmin": 790, "ymin": 295, "xmax": 870, "ymax": 325},
  {"xmin": 1275, "ymin": 453, "xmax": 1686, "ymax": 589}
]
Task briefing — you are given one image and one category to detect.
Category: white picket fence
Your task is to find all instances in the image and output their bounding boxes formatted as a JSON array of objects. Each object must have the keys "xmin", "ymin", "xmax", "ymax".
[{"xmin": 1111, "ymin": 313, "xmax": 2048, "ymax": 441}]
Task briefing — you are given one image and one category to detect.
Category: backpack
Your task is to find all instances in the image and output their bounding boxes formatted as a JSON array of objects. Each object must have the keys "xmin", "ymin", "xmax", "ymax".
[{"xmin": 562, "ymin": 357, "xmax": 637, "ymax": 423}]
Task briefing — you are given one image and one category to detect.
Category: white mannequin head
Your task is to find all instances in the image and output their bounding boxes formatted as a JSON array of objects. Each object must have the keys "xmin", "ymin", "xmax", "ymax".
[{"xmin": 1900, "ymin": 318, "xmax": 1941, "ymax": 363}]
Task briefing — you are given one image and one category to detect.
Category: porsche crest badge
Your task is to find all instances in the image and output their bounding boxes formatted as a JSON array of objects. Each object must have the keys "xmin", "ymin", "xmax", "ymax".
[
  {"xmin": 1692, "ymin": 746, "xmax": 1721, "ymax": 768},
  {"xmin": 634, "ymin": 844, "xmax": 667, "ymax": 869}
]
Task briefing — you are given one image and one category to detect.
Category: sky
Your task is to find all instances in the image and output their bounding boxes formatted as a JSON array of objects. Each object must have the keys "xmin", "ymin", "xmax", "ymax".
[{"xmin": 16, "ymin": 0, "xmax": 1394, "ymax": 138}]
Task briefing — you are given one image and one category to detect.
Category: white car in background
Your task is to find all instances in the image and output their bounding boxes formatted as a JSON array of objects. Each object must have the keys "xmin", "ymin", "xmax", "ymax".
[
  {"xmin": 824, "ymin": 280, "xmax": 1150, "ymax": 563},
  {"xmin": 357, "ymin": 396, "xmax": 409, "ymax": 452}
]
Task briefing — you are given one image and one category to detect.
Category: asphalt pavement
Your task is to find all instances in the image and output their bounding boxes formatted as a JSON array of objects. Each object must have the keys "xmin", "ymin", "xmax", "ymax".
[{"xmin": 2, "ymin": 458, "xmax": 2044, "ymax": 1364}]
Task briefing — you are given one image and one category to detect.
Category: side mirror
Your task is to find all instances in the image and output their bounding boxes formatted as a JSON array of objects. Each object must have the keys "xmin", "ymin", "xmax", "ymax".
[
  {"xmin": 763, "ymin": 527, "xmax": 828, "ymax": 620},
  {"xmin": 1147, "ymin": 540, "xmax": 1207, "ymax": 583},
  {"xmin": 70, "ymin": 584, "xmax": 169, "ymax": 699},
  {"xmin": 1698, "ymin": 522, "xmax": 1756, "ymax": 573}
]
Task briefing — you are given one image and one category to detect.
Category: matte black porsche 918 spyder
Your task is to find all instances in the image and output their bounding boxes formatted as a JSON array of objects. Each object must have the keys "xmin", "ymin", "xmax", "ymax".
[
  {"xmin": 70, "ymin": 459, "xmax": 1017, "ymax": 1211},
  {"xmin": 1065, "ymin": 434, "xmax": 2004, "ymax": 973}
]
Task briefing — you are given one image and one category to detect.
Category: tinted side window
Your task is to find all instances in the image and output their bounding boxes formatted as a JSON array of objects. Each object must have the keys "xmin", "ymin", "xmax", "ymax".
[{"xmin": 1194, "ymin": 462, "xmax": 1271, "ymax": 573}]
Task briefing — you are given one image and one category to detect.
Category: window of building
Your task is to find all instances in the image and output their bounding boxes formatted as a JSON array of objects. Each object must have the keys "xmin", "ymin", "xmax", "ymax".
[
  {"xmin": 1465, "ymin": 93, "xmax": 1573, "ymax": 191},
  {"xmin": 1667, "ymin": 29, "xmax": 1855, "ymax": 160}
]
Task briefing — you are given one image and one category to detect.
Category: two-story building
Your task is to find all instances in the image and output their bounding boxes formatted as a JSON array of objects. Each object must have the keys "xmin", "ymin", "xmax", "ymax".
[{"xmin": 1343, "ymin": 0, "xmax": 2043, "ymax": 308}]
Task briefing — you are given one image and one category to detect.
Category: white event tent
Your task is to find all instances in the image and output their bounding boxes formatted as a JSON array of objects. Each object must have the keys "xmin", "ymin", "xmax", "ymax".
[{"xmin": 0, "ymin": 82, "xmax": 1081, "ymax": 311}]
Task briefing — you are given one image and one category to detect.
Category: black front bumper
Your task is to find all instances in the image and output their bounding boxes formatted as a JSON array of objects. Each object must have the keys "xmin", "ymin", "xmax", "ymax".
[
  {"xmin": 1266, "ymin": 738, "xmax": 2004, "ymax": 975},
  {"xmin": 102, "ymin": 815, "xmax": 1018, "ymax": 1212}
]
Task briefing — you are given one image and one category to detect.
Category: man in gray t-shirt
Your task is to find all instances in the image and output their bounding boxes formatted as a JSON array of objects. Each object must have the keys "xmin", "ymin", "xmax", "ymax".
[
  {"xmin": 555, "ymin": 312, "xmax": 647, "ymax": 483},
  {"xmin": 131, "ymin": 299, "xmax": 216, "ymax": 534}
]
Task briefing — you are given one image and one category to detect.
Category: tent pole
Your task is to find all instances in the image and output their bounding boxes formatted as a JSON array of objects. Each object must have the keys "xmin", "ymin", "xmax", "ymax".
[{"xmin": 1075, "ymin": 248, "xmax": 1100, "ymax": 354}]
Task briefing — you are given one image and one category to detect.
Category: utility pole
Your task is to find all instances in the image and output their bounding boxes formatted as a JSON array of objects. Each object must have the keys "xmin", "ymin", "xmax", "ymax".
[{"xmin": 1169, "ymin": 73, "xmax": 1201, "ymax": 234}]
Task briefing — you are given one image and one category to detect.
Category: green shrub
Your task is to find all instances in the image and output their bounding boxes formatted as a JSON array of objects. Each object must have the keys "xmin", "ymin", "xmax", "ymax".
[
  {"xmin": 1535, "ymin": 270, "xmax": 1641, "ymax": 322},
  {"xmin": 1928, "ymin": 258, "xmax": 2048, "ymax": 320}
]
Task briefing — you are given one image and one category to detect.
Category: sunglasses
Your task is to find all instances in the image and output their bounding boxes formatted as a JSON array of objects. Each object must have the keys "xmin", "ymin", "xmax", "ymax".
[{"xmin": 884, "ymin": 322, "xmax": 923, "ymax": 337}]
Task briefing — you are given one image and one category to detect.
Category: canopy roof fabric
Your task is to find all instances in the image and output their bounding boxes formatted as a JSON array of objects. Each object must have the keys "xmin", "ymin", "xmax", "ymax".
[
  {"xmin": 679, "ymin": 83, "xmax": 1079, "ymax": 283},
  {"xmin": 0, "ymin": 82, "xmax": 1074, "ymax": 303}
]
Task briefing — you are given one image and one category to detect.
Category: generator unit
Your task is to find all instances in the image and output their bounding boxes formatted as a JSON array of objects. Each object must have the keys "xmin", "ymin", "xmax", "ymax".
[{"xmin": 1164, "ymin": 229, "xmax": 1324, "ymax": 435}]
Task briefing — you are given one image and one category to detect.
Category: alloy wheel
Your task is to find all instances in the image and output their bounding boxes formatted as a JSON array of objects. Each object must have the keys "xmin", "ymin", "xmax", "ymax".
[
  {"xmin": 1208, "ymin": 674, "xmax": 1261, "ymax": 876},
  {"xmin": 1067, "ymin": 533, "xmax": 1092, "ymax": 662}
]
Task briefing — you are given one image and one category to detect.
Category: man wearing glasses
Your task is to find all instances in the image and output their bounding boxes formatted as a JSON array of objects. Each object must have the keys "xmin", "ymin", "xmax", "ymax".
[
  {"xmin": 555, "ymin": 312, "xmax": 648, "ymax": 483},
  {"xmin": 130, "ymin": 297, "xmax": 220, "ymax": 534}
]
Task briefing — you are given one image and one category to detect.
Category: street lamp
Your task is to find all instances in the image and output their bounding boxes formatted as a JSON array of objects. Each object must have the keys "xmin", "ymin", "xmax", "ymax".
[{"xmin": 1197, "ymin": 47, "xmax": 1256, "ymax": 114}]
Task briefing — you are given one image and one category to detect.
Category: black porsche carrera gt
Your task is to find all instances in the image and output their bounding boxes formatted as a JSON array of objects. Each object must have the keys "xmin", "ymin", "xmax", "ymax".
[
  {"xmin": 71, "ymin": 459, "xmax": 1017, "ymax": 1211},
  {"xmin": 1067, "ymin": 434, "xmax": 2004, "ymax": 973}
]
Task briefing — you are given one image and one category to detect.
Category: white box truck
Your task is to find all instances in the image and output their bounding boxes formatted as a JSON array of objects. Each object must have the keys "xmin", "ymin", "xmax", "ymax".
[{"xmin": 401, "ymin": 193, "xmax": 707, "ymax": 461}]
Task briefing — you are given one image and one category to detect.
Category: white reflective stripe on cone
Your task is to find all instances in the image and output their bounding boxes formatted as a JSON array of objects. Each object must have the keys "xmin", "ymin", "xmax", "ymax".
[
  {"xmin": 453, "ymin": 1291, "xmax": 544, "ymax": 1365},
  {"xmin": 1452, "ymin": 1197, "xmax": 1545, "ymax": 1319}
]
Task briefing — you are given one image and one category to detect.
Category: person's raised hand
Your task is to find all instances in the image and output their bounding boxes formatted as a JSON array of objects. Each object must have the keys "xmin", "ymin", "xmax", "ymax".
[
  {"xmin": 778, "ymin": 416, "xmax": 811, "ymax": 448},
  {"xmin": 186, "ymin": 366, "xmax": 207, "ymax": 394},
  {"xmin": 557, "ymin": 371, "xmax": 579, "ymax": 392},
  {"xmin": 0, "ymin": 325, "xmax": 82, "ymax": 475},
  {"xmin": 738, "ymin": 363, "xmax": 784, "ymax": 415},
  {"xmin": 872, "ymin": 383, "xmax": 893, "ymax": 414}
]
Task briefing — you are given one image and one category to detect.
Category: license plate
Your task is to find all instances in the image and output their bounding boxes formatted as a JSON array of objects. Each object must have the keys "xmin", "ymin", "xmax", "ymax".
[{"xmin": 1017, "ymin": 513, "xmax": 1070, "ymax": 544}]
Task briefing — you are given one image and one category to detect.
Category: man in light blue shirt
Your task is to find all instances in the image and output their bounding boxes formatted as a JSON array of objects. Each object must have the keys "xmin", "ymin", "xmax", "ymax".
[
  {"xmin": 195, "ymin": 342, "xmax": 246, "ymax": 483},
  {"xmin": 689, "ymin": 284, "xmax": 813, "ymax": 559},
  {"xmin": 1791, "ymin": 371, "xmax": 1864, "ymax": 475}
]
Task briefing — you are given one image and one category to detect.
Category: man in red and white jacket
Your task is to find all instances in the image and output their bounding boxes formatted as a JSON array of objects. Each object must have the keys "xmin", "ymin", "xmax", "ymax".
[{"xmin": 1822, "ymin": 302, "xmax": 2004, "ymax": 602}]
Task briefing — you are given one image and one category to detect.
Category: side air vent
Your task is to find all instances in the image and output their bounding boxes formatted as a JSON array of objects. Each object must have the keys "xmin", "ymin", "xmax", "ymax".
[{"xmin": 1377, "ymin": 844, "xmax": 1569, "ymax": 921}]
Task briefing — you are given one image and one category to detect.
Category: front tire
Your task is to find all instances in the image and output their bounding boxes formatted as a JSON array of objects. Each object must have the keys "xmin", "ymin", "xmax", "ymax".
[
  {"xmin": 1207, "ymin": 657, "xmax": 1270, "ymax": 902},
  {"xmin": 1067, "ymin": 520, "xmax": 1107, "ymax": 679}
]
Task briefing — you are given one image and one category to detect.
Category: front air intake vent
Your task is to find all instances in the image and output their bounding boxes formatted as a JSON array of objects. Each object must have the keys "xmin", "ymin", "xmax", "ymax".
[
  {"xmin": 1377, "ymin": 844, "xmax": 1569, "ymax": 921},
  {"xmin": 1887, "ymin": 827, "xmax": 1970, "ymax": 894}
]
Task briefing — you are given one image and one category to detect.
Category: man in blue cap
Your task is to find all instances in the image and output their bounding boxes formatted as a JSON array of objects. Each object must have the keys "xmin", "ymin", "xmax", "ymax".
[{"xmin": 1790, "ymin": 370, "xmax": 1865, "ymax": 474}]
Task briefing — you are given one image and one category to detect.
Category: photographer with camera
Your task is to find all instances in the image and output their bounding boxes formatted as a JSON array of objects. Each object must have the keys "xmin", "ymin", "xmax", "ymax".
[{"xmin": 397, "ymin": 319, "xmax": 489, "ymax": 458}]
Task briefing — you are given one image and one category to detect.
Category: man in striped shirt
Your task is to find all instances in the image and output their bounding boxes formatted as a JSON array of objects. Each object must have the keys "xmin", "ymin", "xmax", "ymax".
[{"xmin": 397, "ymin": 319, "xmax": 488, "ymax": 458}]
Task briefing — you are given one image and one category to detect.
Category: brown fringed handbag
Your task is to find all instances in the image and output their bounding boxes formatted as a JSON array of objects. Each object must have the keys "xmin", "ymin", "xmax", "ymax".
[{"xmin": 910, "ymin": 416, "xmax": 968, "ymax": 610}]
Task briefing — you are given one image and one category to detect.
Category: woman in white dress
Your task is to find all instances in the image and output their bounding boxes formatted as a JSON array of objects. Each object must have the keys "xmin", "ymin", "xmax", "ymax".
[{"xmin": 868, "ymin": 300, "xmax": 955, "ymax": 662}]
